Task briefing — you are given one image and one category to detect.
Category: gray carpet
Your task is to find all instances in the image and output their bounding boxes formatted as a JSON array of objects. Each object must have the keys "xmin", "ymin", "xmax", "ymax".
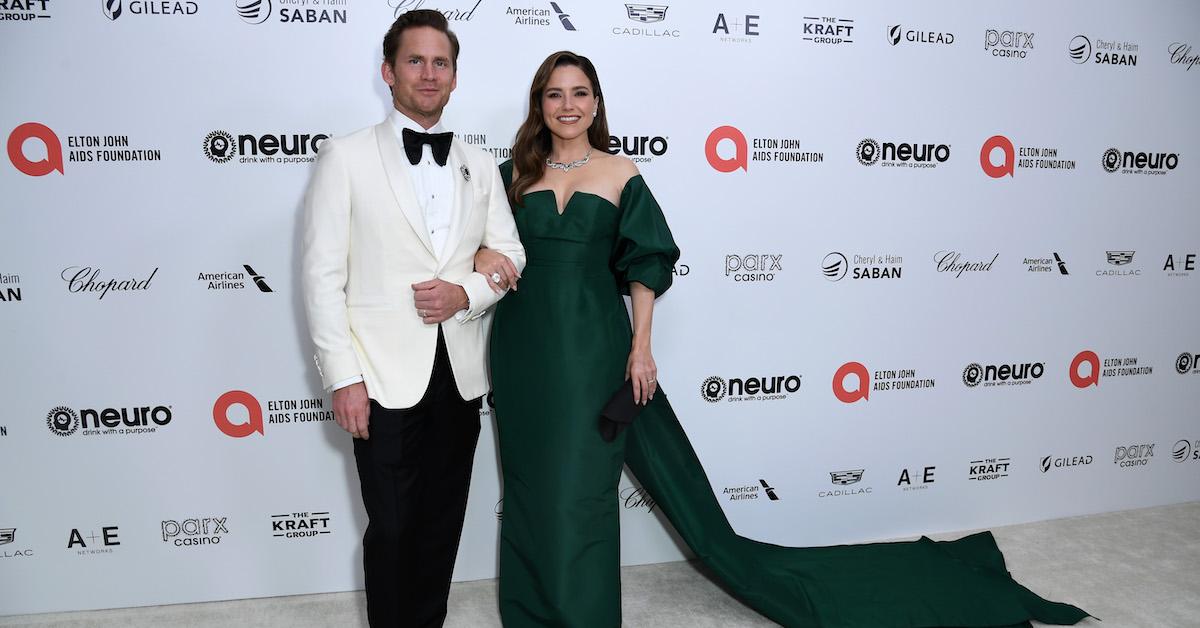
[{"xmin": 4, "ymin": 501, "xmax": 1198, "ymax": 627}]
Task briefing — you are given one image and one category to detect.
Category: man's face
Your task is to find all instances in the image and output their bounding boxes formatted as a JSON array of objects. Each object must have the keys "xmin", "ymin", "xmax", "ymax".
[{"xmin": 382, "ymin": 26, "xmax": 457, "ymax": 125}]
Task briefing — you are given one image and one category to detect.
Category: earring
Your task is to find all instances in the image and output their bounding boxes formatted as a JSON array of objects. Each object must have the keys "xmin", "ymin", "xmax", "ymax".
[{"xmin": 592, "ymin": 110, "xmax": 597, "ymax": 117}]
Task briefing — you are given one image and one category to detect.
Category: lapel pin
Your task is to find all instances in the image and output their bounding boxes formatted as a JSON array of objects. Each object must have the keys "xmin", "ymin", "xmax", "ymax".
[{"xmin": 460, "ymin": 165, "xmax": 471, "ymax": 181}]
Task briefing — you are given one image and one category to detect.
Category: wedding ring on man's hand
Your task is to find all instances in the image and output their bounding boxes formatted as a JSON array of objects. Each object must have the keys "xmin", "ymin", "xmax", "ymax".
[
  {"xmin": 419, "ymin": 309, "xmax": 426, "ymax": 318},
  {"xmin": 491, "ymin": 272, "xmax": 502, "ymax": 284}
]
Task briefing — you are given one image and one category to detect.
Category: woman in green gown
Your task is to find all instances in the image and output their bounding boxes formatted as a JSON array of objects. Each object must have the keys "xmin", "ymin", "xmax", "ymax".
[{"xmin": 475, "ymin": 51, "xmax": 1089, "ymax": 628}]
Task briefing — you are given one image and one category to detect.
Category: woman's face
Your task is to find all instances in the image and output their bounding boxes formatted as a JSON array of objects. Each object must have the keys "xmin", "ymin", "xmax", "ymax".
[{"xmin": 541, "ymin": 64, "xmax": 598, "ymax": 142}]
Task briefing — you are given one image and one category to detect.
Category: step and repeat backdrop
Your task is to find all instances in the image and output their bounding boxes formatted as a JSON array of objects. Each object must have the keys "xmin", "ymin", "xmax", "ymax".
[{"xmin": 2, "ymin": 0, "xmax": 1199, "ymax": 616}]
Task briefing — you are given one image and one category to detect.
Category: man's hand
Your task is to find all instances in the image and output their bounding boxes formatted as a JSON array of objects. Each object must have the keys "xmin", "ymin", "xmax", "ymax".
[
  {"xmin": 333, "ymin": 382, "xmax": 370, "ymax": 439},
  {"xmin": 412, "ymin": 279, "xmax": 469, "ymax": 324}
]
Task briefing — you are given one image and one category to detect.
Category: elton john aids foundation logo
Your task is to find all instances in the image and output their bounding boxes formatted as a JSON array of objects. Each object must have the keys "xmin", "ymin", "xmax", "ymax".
[
  {"xmin": 1070, "ymin": 350, "xmax": 1100, "ymax": 388},
  {"xmin": 213, "ymin": 390, "xmax": 265, "ymax": 438},
  {"xmin": 7, "ymin": 123, "xmax": 63, "ymax": 176},
  {"xmin": 980, "ymin": 135, "xmax": 1014, "ymax": 178},
  {"xmin": 833, "ymin": 361, "xmax": 935, "ymax": 402},
  {"xmin": 213, "ymin": 390, "xmax": 333, "ymax": 437},
  {"xmin": 705, "ymin": 126, "xmax": 747, "ymax": 172},
  {"xmin": 833, "ymin": 362, "xmax": 871, "ymax": 402}
]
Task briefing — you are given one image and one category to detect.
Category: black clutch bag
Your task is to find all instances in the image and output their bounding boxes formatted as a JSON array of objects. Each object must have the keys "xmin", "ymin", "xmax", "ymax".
[{"xmin": 599, "ymin": 379, "xmax": 659, "ymax": 442}]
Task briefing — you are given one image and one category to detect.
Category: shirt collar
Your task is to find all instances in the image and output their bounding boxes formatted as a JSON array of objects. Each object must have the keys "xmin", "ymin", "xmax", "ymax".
[{"xmin": 389, "ymin": 107, "xmax": 447, "ymax": 142}]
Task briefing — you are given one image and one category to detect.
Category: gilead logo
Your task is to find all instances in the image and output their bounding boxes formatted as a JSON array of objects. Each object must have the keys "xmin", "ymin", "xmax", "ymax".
[
  {"xmin": 980, "ymin": 134, "xmax": 1014, "ymax": 178},
  {"xmin": 833, "ymin": 362, "xmax": 870, "ymax": 403},
  {"xmin": 213, "ymin": 390, "xmax": 264, "ymax": 437},
  {"xmin": 7, "ymin": 122, "xmax": 63, "ymax": 176},
  {"xmin": 1070, "ymin": 350, "xmax": 1100, "ymax": 388},
  {"xmin": 705, "ymin": 125, "xmax": 748, "ymax": 172}
]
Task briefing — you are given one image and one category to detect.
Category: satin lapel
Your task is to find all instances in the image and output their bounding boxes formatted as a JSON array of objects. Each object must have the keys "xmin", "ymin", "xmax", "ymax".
[
  {"xmin": 375, "ymin": 122, "xmax": 435, "ymax": 257},
  {"xmin": 437, "ymin": 140, "xmax": 477, "ymax": 271}
]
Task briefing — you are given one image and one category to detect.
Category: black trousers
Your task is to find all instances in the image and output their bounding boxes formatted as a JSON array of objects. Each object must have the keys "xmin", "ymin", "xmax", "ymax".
[{"xmin": 353, "ymin": 327, "xmax": 482, "ymax": 628}]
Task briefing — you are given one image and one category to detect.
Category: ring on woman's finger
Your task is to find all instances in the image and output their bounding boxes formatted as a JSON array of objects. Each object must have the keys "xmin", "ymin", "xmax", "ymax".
[{"xmin": 491, "ymin": 272, "xmax": 502, "ymax": 284}]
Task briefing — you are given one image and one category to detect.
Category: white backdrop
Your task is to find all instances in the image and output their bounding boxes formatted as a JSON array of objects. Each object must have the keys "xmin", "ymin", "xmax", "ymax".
[{"xmin": 2, "ymin": 0, "xmax": 1199, "ymax": 616}]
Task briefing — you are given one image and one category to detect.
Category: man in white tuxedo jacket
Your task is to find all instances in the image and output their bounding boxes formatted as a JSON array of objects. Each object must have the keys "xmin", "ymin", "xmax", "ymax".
[{"xmin": 301, "ymin": 11, "xmax": 524, "ymax": 627}]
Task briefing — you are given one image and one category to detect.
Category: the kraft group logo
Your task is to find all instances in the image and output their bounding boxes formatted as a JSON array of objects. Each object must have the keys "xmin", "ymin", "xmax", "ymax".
[
  {"xmin": 7, "ymin": 122, "xmax": 63, "ymax": 176},
  {"xmin": 705, "ymin": 125, "xmax": 747, "ymax": 172},
  {"xmin": 213, "ymin": 390, "xmax": 264, "ymax": 438}
]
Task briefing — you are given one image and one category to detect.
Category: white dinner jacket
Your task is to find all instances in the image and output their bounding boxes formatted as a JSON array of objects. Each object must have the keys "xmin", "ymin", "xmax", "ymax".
[{"xmin": 302, "ymin": 120, "xmax": 525, "ymax": 409}]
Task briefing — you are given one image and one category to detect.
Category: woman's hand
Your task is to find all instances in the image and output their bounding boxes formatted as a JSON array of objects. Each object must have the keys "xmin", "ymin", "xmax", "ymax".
[
  {"xmin": 474, "ymin": 247, "xmax": 521, "ymax": 294},
  {"xmin": 626, "ymin": 344, "xmax": 657, "ymax": 406}
]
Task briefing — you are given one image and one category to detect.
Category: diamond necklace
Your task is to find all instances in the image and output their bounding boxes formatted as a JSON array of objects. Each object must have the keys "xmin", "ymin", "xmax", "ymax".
[{"xmin": 546, "ymin": 148, "xmax": 592, "ymax": 172}]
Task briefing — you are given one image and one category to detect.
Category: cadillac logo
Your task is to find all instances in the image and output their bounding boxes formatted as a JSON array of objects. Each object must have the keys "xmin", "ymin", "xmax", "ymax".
[
  {"xmin": 1106, "ymin": 251, "xmax": 1135, "ymax": 266},
  {"xmin": 625, "ymin": 4, "xmax": 666, "ymax": 23},
  {"xmin": 830, "ymin": 469, "xmax": 864, "ymax": 485}
]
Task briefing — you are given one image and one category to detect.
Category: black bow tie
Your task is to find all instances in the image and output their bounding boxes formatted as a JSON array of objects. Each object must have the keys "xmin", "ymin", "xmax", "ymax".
[{"xmin": 402, "ymin": 127, "xmax": 453, "ymax": 167}]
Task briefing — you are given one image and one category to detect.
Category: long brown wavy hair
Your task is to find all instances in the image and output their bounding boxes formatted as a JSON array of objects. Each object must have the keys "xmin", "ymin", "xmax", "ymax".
[{"xmin": 508, "ymin": 51, "xmax": 610, "ymax": 208}]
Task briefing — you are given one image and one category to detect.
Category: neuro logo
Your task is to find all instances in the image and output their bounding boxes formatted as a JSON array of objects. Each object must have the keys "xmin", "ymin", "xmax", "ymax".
[
  {"xmin": 1177, "ymin": 352, "xmax": 1195, "ymax": 374},
  {"xmin": 963, "ymin": 363, "xmax": 983, "ymax": 387},
  {"xmin": 7, "ymin": 122, "xmax": 64, "ymax": 176},
  {"xmin": 203, "ymin": 131, "xmax": 236, "ymax": 163},
  {"xmin": 705, "ymin": 126, "xmax": 747, "ymax": 172},
  {"xmin": 1070, "ymin": 350, "xmax": 1100, "ymax": 388},
  {"xmin": 1101, "ymin": 148, "xmax": 1178, "ymax": 174},
  {"xmin": 1069, "ymin": 35, "xmax": 1092, "ymax": 63},
  {"xmin": 236, "ymin": 0, "xmax": 271, "ymax": 24},
  {"xmin": 887, "ymin": 24, "xmax": 902, "ymax": 46},
  {"xmin": 700, "ymin": 376, "xmax": 727, "ymax": 402},
  {"xmin": 102, "ymin": 0, "xmax": 123, "ymax": 20},
  {"xmin": 980, "ymin": 135, "xmax": 1014, "ymax": 178},
  {"xmin": 243, "ymin": 265, "xmax": 273, "ymax": 292},
  {"xmin": 758, "ymin": 479, "xmax": 780, "ymax": 500},
  {"xmin": 46, "ymin": 406, "xmax": 79, "ymax": 437},
  {"xmin": 856, "ymin": 138, "xmax": 880, "ymax": 165},
  {"xmin": 213, "ymin": 390, "xmax": 264, "ymax": 438},
  {"xmin": 1102, "ymin": 148, "xmax": 1121, "ymax": 173},
  {"xmin": 833, "ymin": 362, "xmax": 869, "ymax": 403},
  {"xmin": 962, "ymin": 362, "xmax": 1044, "ymax": 388},
  {"xmin": 625, "ymin": 4, "xmax": 666, "ymax": 23},
  {"xmin": 822, "ymin": 252, "xmax": 848, "ymax": 281}
]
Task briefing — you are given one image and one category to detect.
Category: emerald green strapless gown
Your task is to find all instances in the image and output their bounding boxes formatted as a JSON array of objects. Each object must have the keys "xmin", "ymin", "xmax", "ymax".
[{"xmin": 489, "ymin": 161, "xmax": 1088, "ymax": 627}]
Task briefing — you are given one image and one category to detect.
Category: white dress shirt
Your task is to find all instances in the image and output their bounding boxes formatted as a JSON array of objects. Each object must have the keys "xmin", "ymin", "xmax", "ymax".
[
  {"xmin": 388, "ymin": 109, "xmax": 456, "ymax": 259},
  {"xmin": 328, "ymin": 108, "xmax": 468, "ymax": 393}
]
